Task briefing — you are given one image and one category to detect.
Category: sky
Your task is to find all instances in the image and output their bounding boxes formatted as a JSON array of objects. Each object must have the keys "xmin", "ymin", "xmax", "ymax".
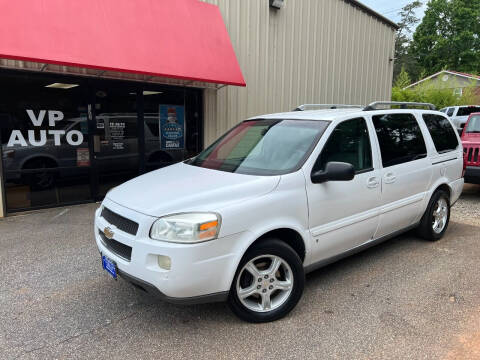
[{"xmin": 359, "ymin": 0, "xmax": 428, "ymax": 25}]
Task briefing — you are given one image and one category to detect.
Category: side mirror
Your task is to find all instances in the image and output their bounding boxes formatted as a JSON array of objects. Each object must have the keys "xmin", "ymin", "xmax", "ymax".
[{"xmin": 311, "ymin": 161, "xmax": 355, "ymax": 184}]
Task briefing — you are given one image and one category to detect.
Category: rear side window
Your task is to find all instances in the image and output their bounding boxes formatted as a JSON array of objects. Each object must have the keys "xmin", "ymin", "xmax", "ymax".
[
  {"xmin": 314, "ymin": 117, "xmax": 372, "ymax": 173},
  {"xmin": 422, "ymin": 114, "xmax": 459, "ymax": 153},
  {"xmin": 447, "ymin": 108, "xmax": 455, "ymax": 117},
  {"xmin": 372, "ymin": 113, "xmax": 427, "ymax": 168},
  {"xmin": 457, "ymin": 106, "xmax": 480, "ymax": 117}
]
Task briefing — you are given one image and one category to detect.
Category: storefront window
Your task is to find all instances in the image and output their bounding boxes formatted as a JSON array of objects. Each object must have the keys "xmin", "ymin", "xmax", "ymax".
[
  {"xmin": 0, "ymin": 71, "xmax": 203, "ymax": 213},
  {"xmin": 0, "ymin": 72, "xmax": 92, "ymax": 211},
  {"xmin": 142, "ymin": 87, "xmax": 203, "ymax": 172},
  {"xmin": 143, "ymin": 89, "xmax": 186, "ymax": 171}
]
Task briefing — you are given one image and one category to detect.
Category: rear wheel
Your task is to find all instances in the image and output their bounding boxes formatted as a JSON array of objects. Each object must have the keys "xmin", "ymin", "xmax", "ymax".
[
  {"xmin": 22, "ymin": 158, "xmax": 57, "ymax": 190},
  {"xmin": 228, "ymin": 239, "xmax": 304, "ymax": 323},
  {"xmin": 417, "ymin": 190, "xmax": 450, "ymax": 241}
]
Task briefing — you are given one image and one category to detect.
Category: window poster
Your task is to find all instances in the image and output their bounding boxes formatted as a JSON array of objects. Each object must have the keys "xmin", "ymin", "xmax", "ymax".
[
  {"xmin": 76, "ymin": 148, "xmax": 90, "ymax": 167},
  {"xmin": 109, "ymin": 120, "xmax": 125, "ymax": 150},
  {"xmin": 159, "ymin": 105, "xmax": 184, "ymax": 150}
]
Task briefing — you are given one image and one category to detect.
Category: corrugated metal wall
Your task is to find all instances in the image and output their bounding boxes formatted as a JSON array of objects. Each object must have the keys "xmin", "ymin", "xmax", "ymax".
[{"xmin": 202, "ymin": 0, "xmax": 396, "ymax": 145}]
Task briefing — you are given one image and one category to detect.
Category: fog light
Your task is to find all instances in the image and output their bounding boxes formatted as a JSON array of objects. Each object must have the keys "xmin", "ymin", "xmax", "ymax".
[{"xmin": 157, "ymin": 255, "xmax": 171, "ymax": 270}]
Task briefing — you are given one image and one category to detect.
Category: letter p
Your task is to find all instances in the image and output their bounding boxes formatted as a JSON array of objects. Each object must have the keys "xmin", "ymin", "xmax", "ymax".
[{"xmin": 48, "ymin": 111, "xmax": 64, "ymax": 126}]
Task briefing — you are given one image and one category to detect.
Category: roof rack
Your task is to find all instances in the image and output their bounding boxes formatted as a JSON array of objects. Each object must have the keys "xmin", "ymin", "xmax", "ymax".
[
  {"xmin": 293, "ymin": 104, "xmax": 363, "ymax": 111},
  {"xmin": 363, "ymin": 101, "xmax": 436, "ymax": 111}
]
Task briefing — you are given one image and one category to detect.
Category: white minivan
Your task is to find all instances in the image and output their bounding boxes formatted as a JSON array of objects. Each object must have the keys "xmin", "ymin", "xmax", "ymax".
[{"xmin": 94, "ymin": 102, "xmax": 464, "ymax": 322}]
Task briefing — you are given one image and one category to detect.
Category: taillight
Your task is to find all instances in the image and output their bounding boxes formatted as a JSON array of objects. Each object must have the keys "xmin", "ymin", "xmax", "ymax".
[{"xmin": 462, "ymin": 147, "xmax": 467, "ymax": 177}]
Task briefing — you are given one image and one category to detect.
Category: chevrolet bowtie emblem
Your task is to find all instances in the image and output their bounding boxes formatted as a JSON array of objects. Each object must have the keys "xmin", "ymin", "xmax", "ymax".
[{"xmin": 104, "ymin": 227, "xmax": 114, "ymax": 239}]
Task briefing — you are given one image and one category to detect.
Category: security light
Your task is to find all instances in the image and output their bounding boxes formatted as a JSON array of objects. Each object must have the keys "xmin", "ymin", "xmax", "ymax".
[
  {"xmin": 129, "ymin": 91, "xmax": 163, "ymax": 96},
  {"xmin": 45, "ymin": 83, "xmax": 79, "ymax": 89},
  {"xmin": 270, "ymin": 0, "xmax": 284, "ymax": 9}
]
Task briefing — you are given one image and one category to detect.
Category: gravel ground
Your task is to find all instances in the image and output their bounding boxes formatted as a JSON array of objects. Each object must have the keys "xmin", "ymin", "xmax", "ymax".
[{"xmin": 1, "ymin": 184, "xmax": 480, "ymax": 360}]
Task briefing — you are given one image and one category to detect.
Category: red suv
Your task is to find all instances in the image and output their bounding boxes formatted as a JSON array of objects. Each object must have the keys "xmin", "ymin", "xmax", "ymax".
[{"xmin": 461, "ymin": 113, "xmax": 480, "ymax": 184}]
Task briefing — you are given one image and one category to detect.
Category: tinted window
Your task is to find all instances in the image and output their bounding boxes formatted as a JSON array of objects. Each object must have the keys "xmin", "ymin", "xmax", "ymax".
[
  {"xmin": 373, "ymin": 113, "xmax": 427, "ymax": 167},
  {"xmin": 314, "ymin": 118, "xmax": 372, "ymax": 173},
  {"xmin": 423, "ymin": 114, "xmax": 459, "ymax": 153},
  {"xmin": 457, "ymin": 106, "xmax": 480, "ymax": 117},
  {"xmin": 447, "ymin": 108, "xmax": 455, "ymax": 117}
]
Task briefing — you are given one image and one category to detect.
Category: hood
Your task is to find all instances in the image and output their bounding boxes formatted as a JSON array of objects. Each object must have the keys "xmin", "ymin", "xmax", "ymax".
[
  {"xmin": 462, "ymin": 133, "xmax": 480, "ymax": 144},
  {"xmin": 106, "ymin": 162, "xmax": 280, "ymax": 216}
]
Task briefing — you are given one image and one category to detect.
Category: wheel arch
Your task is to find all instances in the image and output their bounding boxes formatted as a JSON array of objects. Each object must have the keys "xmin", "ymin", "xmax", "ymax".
[
  {"xmin": 21, "ymin": 154, "xmax": 59, "ymax": 169},
  {"xmin": 416, "ymin": 179, "xmax": 453, "ymax": 226},
  {"xmin": 243, "ymin": 227, "xmax": 307, "ymax": 263},
  {"xmin": 434, "ymin": 183, "xmax": 451, "ymax": 200}
]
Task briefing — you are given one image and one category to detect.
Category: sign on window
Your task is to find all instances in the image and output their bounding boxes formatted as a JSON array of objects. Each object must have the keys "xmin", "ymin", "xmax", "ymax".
[{"xmin": 159, "ymin": 105, "xmax": 184, "ymax": 150}]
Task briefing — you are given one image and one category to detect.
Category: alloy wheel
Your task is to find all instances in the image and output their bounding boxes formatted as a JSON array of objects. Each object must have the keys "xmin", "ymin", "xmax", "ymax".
[
  {"xmin": 432, "ymin": 197, "xmax": 448, "ymax": 234},
  {"xmin": 236, "ymin": 254, "xmax": 293, "ymax": 313}
]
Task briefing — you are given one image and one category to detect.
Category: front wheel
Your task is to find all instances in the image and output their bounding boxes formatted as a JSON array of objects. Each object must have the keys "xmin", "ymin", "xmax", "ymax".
[
  {"xmin": 228, "ymin": 239, "xmax": 305, "ymax": 323},
  {"xmin": 417, "ymin": 190, "xmax": 450, "ymax": 241}
]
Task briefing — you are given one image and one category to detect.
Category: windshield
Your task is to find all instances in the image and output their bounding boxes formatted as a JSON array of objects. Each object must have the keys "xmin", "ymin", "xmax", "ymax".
[
  {"xmin": 465, "ymin": 115, "xmax": 480, "ymax": 133},
  {"xmin": 189, "ymin": 119, "xmax": 329, "ymax": 175}
]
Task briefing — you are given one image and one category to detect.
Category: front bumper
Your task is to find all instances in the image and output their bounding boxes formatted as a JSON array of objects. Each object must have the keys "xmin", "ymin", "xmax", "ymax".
[
  {"xmin": 116, "ymin": 269, "xmax": 228, "ymax": 304},
  {"xmin": 465, "ymin": 166, "xmax": 480, "ymax": 184},
  {"xmin": 94, "ymin": 198, "xmax": 243, "ymax": 302}
]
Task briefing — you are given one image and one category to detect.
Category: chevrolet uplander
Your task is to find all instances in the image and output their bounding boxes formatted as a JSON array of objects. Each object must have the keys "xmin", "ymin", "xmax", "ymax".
[{"xmin": 95, "ymin": 102, "xmax": 464, "ymax": 322}]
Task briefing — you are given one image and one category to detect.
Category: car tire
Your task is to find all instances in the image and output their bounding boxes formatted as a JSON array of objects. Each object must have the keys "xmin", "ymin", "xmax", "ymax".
[
  {"xmin": 227, "ymin": 238, "xmax": 305, "ymax": 323},
  {"xmin": 417, "ymin": 190, "xmax": 450, "ymax": 241},
  {"xmin": 22, "ymin": 158, "xmax": 57, "ymax": 190}
]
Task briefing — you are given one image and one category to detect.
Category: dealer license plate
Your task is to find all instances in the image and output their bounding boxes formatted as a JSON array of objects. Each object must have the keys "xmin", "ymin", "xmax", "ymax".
[{"xmin": 102, "ymin": 255, "xmax": 117, "ymax": 279}]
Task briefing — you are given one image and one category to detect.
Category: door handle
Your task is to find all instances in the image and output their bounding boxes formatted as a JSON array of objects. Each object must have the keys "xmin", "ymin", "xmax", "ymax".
[
  {"xmin": 367, "ymin": 177, "xmax": 379, "ymax": 188},
  {"xmin": 384, "ymin": 172, "xmax": 396, "ymax": 184}
]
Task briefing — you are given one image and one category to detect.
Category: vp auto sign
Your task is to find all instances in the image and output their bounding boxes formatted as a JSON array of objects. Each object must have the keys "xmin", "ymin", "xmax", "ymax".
[{"xmin": 7, "ymin": 110, "xmax": 84, "ymax": 147}]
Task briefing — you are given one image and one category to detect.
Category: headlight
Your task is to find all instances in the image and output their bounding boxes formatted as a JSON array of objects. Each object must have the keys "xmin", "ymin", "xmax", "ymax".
[{"xmin": 150, "ymin": 212, "xmax": 221, "ymax": 243}]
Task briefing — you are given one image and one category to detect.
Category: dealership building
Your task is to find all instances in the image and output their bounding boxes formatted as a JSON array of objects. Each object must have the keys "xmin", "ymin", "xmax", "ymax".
[{"xmin": 0, "ymin": 0, "xmax": 397, "ymax": 216}]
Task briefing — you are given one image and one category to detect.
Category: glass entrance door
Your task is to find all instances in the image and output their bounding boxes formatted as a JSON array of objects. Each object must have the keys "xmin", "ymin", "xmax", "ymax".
[{"xmin": 91, "ymin": 84, "xmax": 140, "ymax": 198}]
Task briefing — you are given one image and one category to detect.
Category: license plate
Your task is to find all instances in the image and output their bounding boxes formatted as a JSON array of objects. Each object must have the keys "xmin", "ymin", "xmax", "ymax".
[{"xmin": 102, "ymin": 255, "xmax": 117, "ymax": 279}]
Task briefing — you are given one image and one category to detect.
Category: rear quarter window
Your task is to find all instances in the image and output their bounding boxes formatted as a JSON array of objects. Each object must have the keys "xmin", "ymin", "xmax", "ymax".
[
  {"xmin": 422, "ymin": 114, "xmax": 459, "ymax": 153},
  {"xmin": 372, "ymin": 113, "xmax": 427, "ymax": 168}
]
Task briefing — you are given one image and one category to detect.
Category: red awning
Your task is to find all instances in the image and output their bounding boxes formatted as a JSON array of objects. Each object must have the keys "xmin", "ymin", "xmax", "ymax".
[{"xmin": 0, "ymin": 0, "xmax": 245, "ymax": 86}]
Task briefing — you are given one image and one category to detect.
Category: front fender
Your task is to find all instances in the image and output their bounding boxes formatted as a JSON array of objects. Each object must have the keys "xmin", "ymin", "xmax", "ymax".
[{"xmin": 216, "ymin": 171, "xmax": 311, "ymax": 290}]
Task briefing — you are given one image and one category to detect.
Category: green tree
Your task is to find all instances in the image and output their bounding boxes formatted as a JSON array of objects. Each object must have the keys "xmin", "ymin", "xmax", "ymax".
[
  {"xmin": 412, "ymin": 0, "xmax": 480, "ymax": 74},
  {"xmin": 394, "ymin": 67, "xmax": 412, "ymax": 88},
  {"xmin": 393, "ymin": 1, "xmax": 423, "ymax": 82}
]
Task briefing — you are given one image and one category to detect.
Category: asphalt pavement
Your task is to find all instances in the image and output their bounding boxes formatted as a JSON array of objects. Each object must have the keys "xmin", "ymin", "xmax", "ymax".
[{"xmin": 1, "ymin": 185, "xmax": 480, "ymax": 360}]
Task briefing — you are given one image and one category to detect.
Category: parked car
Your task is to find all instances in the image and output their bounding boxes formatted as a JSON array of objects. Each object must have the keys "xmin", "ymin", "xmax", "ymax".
[
  {"xmin": 2, "ymin": 113, "xmax": 184, "ymax": 189},
  {"xmin": 439, "ymin": 105, "xmax": 480, "ymax": 132},
  {"xmin": 94, "ymin": 102, "xmax": 464, "ymax": 322},
  {"xmin": 461, "ymin": 112, "xmax": 480, "ymax": 184}
]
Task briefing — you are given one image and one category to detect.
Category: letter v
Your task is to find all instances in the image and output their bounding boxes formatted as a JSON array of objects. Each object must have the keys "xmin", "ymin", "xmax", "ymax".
[{"xmin": 26, "ymin": 109, "xmax": 46, "ymax": 126}]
